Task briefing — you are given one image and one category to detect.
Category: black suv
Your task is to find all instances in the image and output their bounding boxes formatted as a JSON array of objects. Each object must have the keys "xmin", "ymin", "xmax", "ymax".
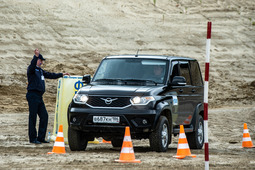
[{"xmin": 68, "ymin": 55, "xmax": 204, "ymax": 152}]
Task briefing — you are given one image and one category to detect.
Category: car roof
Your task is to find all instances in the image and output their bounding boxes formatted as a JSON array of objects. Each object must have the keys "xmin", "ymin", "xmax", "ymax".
[{"xmin": 105, "ymin": 54, "xmax": 196, "ymax": 61}]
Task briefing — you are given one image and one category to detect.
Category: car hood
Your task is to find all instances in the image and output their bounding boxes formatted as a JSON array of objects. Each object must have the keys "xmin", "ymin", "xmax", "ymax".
[{"xmin": 79, "ymin": 85, "xmax": 162, "ymax": 96}]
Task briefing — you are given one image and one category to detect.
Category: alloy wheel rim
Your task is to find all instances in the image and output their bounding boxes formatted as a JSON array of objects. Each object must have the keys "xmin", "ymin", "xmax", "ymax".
[
  {"xmin": 197, "ymin": 122, "xmax": 203, "ymax": 144},
  {"xmin": 161, "ymin": 123, "xmax": 168, "ymax": 147}
]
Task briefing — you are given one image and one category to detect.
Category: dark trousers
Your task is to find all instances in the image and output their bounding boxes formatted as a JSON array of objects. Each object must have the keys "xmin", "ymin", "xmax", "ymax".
[{"xmin": 26, "ymin": 91, "xmax": 48, "ymax": 142}]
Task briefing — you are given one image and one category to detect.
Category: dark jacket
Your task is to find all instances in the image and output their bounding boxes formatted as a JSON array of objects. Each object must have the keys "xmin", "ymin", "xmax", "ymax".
[{"xmin": 27, "ymin": 55, "xmax": 63, "ymax": 95}]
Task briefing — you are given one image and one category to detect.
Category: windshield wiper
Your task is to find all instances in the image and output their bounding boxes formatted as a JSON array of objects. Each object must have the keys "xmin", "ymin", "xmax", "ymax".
[
  {"xmin": 94, "ymin": 78, "xmax": 119, "ymax": 82},
  {"xmin": 95, "ymin": 78, "xmax": 158, "ymax": 85},
  {"xmin": 120, "ymin": 79, "xmax": 157, "ymax": 85}
]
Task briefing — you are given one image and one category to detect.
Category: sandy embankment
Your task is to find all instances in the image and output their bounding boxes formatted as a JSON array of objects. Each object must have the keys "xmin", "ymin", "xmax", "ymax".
[{"xmin": 0, "ymin": 0, "xmax": 254, "ymax": 113}]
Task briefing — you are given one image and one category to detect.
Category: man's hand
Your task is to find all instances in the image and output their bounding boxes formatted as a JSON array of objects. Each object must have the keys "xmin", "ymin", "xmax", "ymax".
[
  {"xmin": 63, "ymin": 73, "xmax": 70, "ymax": 76},
  {"xmin": 34, "ymin": 48, "xmax": 40, "ymax": 57}
]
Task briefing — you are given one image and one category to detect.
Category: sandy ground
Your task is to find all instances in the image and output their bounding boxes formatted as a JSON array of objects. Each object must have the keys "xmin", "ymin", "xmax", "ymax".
[
  {"xmin": 0, "ymin": 107, "xmax": 255, "ymax": 169},
  {"xmin": 0, "ymin": 0, "xmax": 255, "ymax": 169}
]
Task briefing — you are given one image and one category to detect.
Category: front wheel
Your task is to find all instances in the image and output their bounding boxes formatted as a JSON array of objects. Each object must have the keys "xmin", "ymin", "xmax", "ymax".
[
  {"xmin": 187, "ymin": 115, "xmax": 204, "ymax": 149},
  {"xmin": 68, "ymin": 127, "xmax": 88, "ymax": 151},
  {"xmin": 149, "ymin": 116, "xmax": 171, "ymax": 152}
]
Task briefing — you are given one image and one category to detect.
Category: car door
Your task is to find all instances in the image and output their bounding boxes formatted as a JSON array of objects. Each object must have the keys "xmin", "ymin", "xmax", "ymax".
[
  {"xmin": 168, "ymin": 60, "xmax": 193, "ymax": 125},
  {"xmin": 177, "ymin": 61, "xmax": 194, "ymax": 125}
]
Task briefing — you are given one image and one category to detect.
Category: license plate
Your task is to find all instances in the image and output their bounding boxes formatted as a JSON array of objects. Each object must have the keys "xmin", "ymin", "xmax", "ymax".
[{"xmin": 93, "ymin": 116, "xmax": 120, "ymax": 124}]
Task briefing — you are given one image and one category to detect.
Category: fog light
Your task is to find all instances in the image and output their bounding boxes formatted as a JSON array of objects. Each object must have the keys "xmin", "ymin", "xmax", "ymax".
[{"xmin": 142, "ymin": 119, "xmax": 148, "ymax": 125}]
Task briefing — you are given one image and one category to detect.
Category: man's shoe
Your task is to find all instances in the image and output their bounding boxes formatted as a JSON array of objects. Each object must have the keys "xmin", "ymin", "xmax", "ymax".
[
  {"xmin": 38, "ymin": 140, "xmax": 49, "ymax": 143},
  {"xmin": 30, "ymin": 140, "xmax": 41, "ymax": 144}
]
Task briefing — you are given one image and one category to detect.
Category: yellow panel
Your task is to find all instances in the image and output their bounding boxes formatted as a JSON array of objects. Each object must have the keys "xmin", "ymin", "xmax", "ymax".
[{"xmin": 51, "ymin": 76, "xmax": 83, "ymax": 144}]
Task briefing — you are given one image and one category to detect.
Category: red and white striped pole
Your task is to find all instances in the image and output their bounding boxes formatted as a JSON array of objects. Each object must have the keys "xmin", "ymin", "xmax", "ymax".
[{"xmin": 204, "ymin": 21, "xmax": 211, "ymax": 170}]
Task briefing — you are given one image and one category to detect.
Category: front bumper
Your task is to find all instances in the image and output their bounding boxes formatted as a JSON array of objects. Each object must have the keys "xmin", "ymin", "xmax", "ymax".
[{"xmin": 68, "ymin": 107, "xmax": 157, "ymax": 139}]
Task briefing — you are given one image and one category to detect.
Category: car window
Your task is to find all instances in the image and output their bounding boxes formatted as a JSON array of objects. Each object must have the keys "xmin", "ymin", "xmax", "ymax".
[
  {"xmin": 179, "ymin": 61, "xmax": 191, "ymax": 85},
  {"xmin": 93, "ymin": 58, "xmax": 168, "ymax": 84},
  {"xmin": 190, "ymin": 61, "xmax": 203, "ymax": 86},
  {"xmin": 170, "ymin": 61, "xmax": 179, "ymax": 82}
]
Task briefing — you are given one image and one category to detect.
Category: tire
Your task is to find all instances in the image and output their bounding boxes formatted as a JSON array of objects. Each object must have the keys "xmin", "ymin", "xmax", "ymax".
[
  {"xmin": 111, "ymin": 138, "xmax": 123, "ymax": 147},
  {"xmin": 68, "ymin": 127, "xmax": 88, "ymax": 151},
  {"xmin": 187, "ymin": 115, "xmax": 204, "ymax": 149},
  {"xmin": 149, "ymin": 116, "xmax": 171, "ymax": 152}
]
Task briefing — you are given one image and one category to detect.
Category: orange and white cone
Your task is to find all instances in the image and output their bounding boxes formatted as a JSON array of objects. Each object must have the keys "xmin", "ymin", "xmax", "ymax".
[
  {"xmin": 183, "ymin": 115, "xmax": 192, "ymax": 124},
  {"xmin": 242, "ymin": 123, "xmax": 254, "ymax": 148},
  {"xmin": 100, "ymin": 138, "xmax": 111, "ymax": 144},
  {"xmin": 173, "ymin": 125, "xmax": 196, "ymax": 159},
  {"xmin": 48, "ymin": 125, "xmax": 66, "ymax": 154},
  {"xmin": 115, "ymin": 126, "xmax": 141, "ymax": 163}
]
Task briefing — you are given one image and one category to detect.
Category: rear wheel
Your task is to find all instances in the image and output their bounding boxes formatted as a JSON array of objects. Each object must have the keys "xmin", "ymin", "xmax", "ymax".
[
  {"xmin": 68, "ymin": 127, "xmax": 88, "ymax": 151},
  {"xmin": 149, "ymin": 116, "xmax": 171, "ymax": 152},
  {"xmin": 187, "ymin": 115, "xmax": 204, "ymax": 149}
]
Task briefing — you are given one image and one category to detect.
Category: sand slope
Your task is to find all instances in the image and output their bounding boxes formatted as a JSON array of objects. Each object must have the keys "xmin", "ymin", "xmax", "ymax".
[{"xmin": 0, "ymin": 0, "xmax": 255, "ymax": 112}]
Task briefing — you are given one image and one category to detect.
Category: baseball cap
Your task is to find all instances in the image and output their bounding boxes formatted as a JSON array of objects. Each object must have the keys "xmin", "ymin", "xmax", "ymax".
[{"xmin": 38, "ymin": 54, "xmax": 46, "ymax": 60}]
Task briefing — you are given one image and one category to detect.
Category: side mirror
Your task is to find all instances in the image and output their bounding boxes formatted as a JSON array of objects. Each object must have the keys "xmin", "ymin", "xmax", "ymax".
[
  {"xmin": 170, "ymin": 76, "xmax": 186, "ymax": 86},
  {"xmin": 82, "ymin": 74, "xmax": 91, "ymax": 84}
]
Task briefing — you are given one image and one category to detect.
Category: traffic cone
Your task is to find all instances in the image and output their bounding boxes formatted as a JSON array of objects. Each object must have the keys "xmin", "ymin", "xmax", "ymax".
[
  {"xmin": 48, "ymin": 125, "xmax": 66, "ymax": 154},
  {"xmin": 173, "ymin": 125, "xmax": 196, "ymax": 159},
  {"xmin": 183, "ymin": 115, "xmax": 192, "ymax": 124},
  {"xmin": 115, "ymin": 126, "xmax": 141, "ymax": 163},
  {"xmin": 242, "ymin": 123, "xmax": 254, "ymax": 148},
  {"xmin": 100, "ymin": 138, "xmax": 111, "ymax": 144}
]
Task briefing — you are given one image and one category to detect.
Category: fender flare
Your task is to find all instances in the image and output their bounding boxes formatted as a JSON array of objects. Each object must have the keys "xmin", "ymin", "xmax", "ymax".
[
  {"xmin": 190, "ymin": 103, "xmax": 204, "ymax": 131},
  {"xmin": 152, "ymin": 99, "xmax": 173, "ymax": 131}
]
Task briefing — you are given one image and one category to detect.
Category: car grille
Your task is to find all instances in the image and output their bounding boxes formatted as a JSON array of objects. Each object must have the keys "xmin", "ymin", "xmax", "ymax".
[{"xmin": 86, "ymin": 96, "xmax": 131, "ymax": 108}]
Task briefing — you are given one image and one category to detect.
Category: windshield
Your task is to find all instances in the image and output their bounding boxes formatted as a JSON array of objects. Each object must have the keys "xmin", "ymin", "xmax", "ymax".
[{"xmin": 92, "ymin": 58, "xmax": 168, "ymax": 85}]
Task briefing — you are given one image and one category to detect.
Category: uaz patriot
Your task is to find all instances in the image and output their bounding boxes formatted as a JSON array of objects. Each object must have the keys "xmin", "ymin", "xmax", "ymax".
[{"xmin": 67, "ymin": 55, "xmax": 204, "ymax": 152}]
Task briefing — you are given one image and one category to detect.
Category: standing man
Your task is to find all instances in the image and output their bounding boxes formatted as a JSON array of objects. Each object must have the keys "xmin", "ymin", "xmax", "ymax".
[{"xmin": 26, "ymin": 48, "xmax": 70, "ymax": 144}]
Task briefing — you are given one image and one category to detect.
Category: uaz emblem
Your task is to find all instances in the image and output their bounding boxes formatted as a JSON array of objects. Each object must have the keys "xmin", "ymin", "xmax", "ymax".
[{"xmin": 100, "ymin": 98, "xmax": 118, "ymax": 105}]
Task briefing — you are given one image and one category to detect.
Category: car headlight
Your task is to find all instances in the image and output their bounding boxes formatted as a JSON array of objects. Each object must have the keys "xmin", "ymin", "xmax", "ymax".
[
  {"xmin": 131, "ymin": 96, "xmax": 155, "ymax": 105},
  {"xmin": 73, "ymin": 93, "xmax": 88, "ymax": 104}
]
